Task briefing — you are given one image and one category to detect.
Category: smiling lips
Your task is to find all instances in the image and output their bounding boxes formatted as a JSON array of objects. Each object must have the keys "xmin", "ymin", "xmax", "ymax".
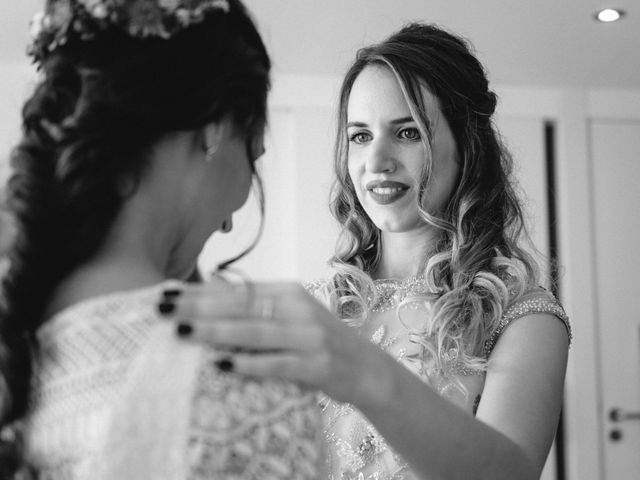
[{"xmin": 366, "ymin": 180, "xmax": 410, "ymax": 205}]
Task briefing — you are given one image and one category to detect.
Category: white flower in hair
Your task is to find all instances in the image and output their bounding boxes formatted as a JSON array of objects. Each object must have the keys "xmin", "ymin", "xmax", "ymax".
[
  {"xmin": 208, "ymin": 0, "xmax": 231, "ymax": 13},
  {"xmin": 78, "ymin": 0, "xmax": 103, "ymax": 9},
  {"xmin": 158, "ymin": 0, "xmax": 182, "ymax": 10},
  {"xmin": 28, "ymin": 0, "xmax": 231, "ymax": 63},
  {"xmin": 80, "ymin": 0, "xmax": 109, "ymax": 20}
]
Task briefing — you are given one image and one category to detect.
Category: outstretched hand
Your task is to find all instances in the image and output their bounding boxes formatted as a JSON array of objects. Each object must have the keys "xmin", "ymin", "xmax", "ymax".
[{"xmin": 158, "ymin": 281, "xmax": 386, "ymax": 406}]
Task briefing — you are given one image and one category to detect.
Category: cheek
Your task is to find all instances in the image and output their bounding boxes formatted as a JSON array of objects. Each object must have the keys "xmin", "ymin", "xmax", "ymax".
[
  {"xmin": 347, "ymin": 159, "xmax": 362, "ymax": 193},
  {"xmin": 207, "ymin": 160, "xmax": 250, "ymax": 212},
  {"xmin": 423, "ymin": 160, "xmax": 459, "ymax": 211},
  {"xmin": 225, "ymin": 143, "xmax": 253, "ymax": 203},
  {"xmin": 347, "ymin": 173, "xmax": 366, "ymax": 209},
  {"xmin": 234, "ymin": 163, "xmax": 252, "ymax": 205}
]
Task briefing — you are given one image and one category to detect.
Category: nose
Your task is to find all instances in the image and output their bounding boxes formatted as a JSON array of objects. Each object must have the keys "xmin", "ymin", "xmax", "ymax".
[{"xmin": 365, "ymin": 138, "xmax": 396, "ymax": 173}]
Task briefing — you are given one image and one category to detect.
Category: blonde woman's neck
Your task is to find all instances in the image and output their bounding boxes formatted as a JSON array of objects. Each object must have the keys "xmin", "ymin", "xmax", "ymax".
[{"xmin": 374, "ymin": 227, "xmax": 437, "ymax": 280}]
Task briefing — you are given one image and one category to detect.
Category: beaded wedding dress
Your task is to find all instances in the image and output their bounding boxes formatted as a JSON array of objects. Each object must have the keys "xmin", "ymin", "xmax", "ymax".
[
  {"xmin": 307, "ymin": 277, "xmax": 571, "ymax": 480},
  {"xmin": 23, "ymin": 282, "xmax": 324, "ymax": 480}
]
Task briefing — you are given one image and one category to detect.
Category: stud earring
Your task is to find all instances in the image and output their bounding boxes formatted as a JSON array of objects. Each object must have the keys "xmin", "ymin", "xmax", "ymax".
[{"xmin": 221, "ymin": 220, "xmax": 232, "ymax": 233}]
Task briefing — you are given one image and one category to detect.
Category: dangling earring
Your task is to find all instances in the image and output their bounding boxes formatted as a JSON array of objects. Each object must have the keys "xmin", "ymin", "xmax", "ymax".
[{"xmin": 205, "ymin": 144, "xmax": 218, "ymax": 162}]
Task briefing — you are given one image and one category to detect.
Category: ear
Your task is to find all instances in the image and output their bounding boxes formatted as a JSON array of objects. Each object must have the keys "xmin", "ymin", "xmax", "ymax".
[{"xmin": 202, "ymin": 121, "xmax": 228, "ymax": 158}]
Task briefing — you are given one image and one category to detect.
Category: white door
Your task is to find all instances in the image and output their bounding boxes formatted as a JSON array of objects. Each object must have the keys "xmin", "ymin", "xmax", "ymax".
[{"xmin": 590, "ymin": 120, "xmax": 640, "ymax": 479}]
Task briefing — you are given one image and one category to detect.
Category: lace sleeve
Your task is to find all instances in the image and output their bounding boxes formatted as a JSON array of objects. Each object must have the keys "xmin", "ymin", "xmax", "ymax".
[
  {"xmin": 484, "ymin": 288, "xmax": 572, "ymax": 357},
  {"xmin": 303, "ymin": 278, "xmax": 332, "ymax": 307}
]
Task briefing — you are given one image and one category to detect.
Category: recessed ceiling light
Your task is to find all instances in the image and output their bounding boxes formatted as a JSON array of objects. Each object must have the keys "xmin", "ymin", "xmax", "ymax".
[{"xmin": 595, "ymin": 8, "xmax": 626, "ymax": 22}]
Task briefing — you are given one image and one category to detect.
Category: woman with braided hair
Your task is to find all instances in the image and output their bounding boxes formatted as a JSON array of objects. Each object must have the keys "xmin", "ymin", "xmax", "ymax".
[
  {"xmin": 167, "ymin": 23, "xmax": 572, "ymax": 480},
  {"xmin": 0, "ymin": 1, "xmax": 322, "ymax": 478}
]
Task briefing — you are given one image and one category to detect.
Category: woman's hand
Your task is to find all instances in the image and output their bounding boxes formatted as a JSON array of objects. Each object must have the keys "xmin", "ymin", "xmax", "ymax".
[{"xmin": 158, "ymin": 281, "xmax": 387, "ymax": 406}]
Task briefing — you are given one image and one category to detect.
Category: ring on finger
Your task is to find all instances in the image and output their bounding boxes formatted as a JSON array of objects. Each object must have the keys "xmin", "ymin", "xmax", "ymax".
[{"xmin": 260, "ymin": 298, "xmax": 274, "ymax": 321}]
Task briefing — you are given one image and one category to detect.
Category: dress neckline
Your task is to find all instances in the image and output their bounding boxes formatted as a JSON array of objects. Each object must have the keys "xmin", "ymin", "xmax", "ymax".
[
  {"xmin": 369, "ymin": 276, "xmax": 430, "ymax": 313},
  {"xmin": 372, "ymin": 276, "xmax": 426, "ymax": 287}
]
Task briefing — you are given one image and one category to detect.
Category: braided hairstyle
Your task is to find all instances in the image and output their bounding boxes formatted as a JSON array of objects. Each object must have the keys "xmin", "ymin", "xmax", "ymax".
[{"xmin": 0, "ymin": 0, "xmax": 270, "ymax": 475}]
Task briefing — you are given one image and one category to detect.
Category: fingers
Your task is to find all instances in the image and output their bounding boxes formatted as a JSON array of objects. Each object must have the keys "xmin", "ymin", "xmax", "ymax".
[
  {"xmin": 156, "ymin": 281, "xmax": 337, "ymax": 371},
  {"xmin": 178, "ymin": 319, "xmax": 324, "ymax": 352},
  {"xmin": 165, "ymin": 289, "xmax": 262, "ymax": 320},
  {"xmin": 168, "ymin": 280, "xmax": 302, "ymax": 300},
  {"xmin": 218, "ymin": 351, "xmax": 328, "ymax": 386},
  {"xmin": 158, "ymin": 281, "xmax": 315, "ymax": 324}
]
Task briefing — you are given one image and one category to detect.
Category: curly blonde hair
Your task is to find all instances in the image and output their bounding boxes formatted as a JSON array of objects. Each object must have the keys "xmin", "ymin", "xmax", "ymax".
[{"xmin": 326, "ymin": 23, "xmax": 540, "ymax": 393}]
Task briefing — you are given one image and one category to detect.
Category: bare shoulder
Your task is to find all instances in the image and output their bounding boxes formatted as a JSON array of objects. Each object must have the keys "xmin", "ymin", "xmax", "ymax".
[
  {"xmin": 477, "ymin": 306, "xmax": 570, "ymax": 473},
  {"xmin": 488, "ymin": 310, "xmax": 570, "ymax": 370}
]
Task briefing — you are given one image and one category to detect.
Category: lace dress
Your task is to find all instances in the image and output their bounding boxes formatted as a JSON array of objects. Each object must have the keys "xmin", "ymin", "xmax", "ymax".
[
  {"xmin": 306, "ymin": 277, "xmax": 571, "ymax": 480},
  {"xmin": 23, "ymin": 282, "xmax": 324, "ymax": 480}
]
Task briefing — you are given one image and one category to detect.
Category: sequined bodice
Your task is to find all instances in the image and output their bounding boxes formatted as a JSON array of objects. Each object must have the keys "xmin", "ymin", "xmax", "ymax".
[
  {"xmin": 306, "ymin": 278, "xmax": 571, "ymax": 480},
  {"xmin": 24, "ymin": 283, "xmax": 323, "ymax": 480}
]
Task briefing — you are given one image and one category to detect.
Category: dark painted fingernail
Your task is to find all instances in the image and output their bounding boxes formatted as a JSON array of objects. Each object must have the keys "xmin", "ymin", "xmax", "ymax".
[
  {"xmin": 214, "ymin": 356, "xmax": 234, "ymax": 373},
  {"xmin": 176, "ymin": 322, "xmax": 193, "ymax": 336},
  {"xmin": 158, "ymin": 301, "xmax": 175, "ymax": 315},
  {"xmin": 162, "ymin": 288, "xmax": 182, "ymax": 299}
]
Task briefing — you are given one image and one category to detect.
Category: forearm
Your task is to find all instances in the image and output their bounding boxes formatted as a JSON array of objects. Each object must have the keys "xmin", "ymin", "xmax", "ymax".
[{"xmin": 355, "ymin": 350, "xmax": 537, "ymax": 480}]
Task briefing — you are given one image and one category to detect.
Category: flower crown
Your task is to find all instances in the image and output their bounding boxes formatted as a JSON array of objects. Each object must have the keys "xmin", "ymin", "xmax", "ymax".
[{"xmin": 28, "ymin": 0, "xmax": 230, "ymax": 63}]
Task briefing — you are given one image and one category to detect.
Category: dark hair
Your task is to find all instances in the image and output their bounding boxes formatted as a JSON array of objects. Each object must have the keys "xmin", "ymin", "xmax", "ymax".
[
  {"xmin": 0, "ymin": 0, "xmax": 270, "ymax": 475},
  {"xmin": 329, "ymin": 23, "xmax": 537, "ymax": 384}
]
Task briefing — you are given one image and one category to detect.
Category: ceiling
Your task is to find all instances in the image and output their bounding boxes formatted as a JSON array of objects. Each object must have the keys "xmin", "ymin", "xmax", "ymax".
[{"xmin": 2, "ymin": 0, "xmax": 639, "ymax": 88}]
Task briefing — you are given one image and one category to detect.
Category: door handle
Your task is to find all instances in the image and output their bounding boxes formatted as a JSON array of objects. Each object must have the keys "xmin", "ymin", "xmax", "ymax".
[{"xmin": 609, "ymin": 407, "xmax": 640, "ymax": 422}]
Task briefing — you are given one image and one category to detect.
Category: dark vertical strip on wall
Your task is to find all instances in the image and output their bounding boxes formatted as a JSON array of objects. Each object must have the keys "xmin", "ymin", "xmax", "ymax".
[
  {"xmin": 545, "ymin": 121, "xmax": 560, "ymax": 297},
  {"xmin": 545, "ymin": 120, "xmax": 565, "ymax": 480}
]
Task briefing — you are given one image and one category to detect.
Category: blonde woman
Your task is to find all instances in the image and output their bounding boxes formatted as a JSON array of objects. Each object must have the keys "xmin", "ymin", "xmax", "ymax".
[{"xmin": 169, "ymin": 23, "xmax": 571, "ymax": 480}]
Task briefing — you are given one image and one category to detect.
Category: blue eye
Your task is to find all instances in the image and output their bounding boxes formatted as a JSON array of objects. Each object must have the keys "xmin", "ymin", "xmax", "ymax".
[
  {"xmin": 399, "ymin": 127, "xmax": 421, "ymax": 141},
  {"xmin": 349, "ymin": 131, "xmax": 372, "ymax": 144}
]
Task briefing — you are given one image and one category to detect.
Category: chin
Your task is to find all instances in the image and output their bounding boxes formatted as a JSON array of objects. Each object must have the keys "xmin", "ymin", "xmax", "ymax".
[
  {"xmin": 371, "ymin": 216, "xmax": 427, "ymax": 234},
  {"xmin": 184, "ymin": 267, "xmax": 203, "ymax": 283},
  {"xmin": 367, "ymin": 212, "xmax": 411, "ymax": 231},
  {"xmin": 378, "ymin": 224, "xmax": 414, "ymax": 233}
]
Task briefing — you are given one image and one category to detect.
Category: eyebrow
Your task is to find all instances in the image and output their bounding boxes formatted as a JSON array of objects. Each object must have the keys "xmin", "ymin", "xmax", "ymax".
[{"xmin": 347, "ymin": 116, "xmax": 416, "ymax": 128}]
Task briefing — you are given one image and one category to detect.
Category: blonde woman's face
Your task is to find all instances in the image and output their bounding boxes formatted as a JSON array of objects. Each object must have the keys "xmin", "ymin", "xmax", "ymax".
[{"xmin": 346, "ymin": 65, "xmax": 459, "ymax": 233}]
